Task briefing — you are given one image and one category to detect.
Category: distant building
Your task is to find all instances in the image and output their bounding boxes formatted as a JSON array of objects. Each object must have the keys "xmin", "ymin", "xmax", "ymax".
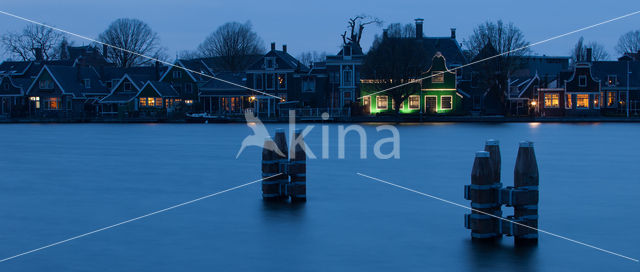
[{"xmin": 325, "ymin": 42, "xmax": 363, "ymax": 108}]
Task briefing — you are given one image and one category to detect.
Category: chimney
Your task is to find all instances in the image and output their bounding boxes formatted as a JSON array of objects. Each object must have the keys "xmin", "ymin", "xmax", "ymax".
[
  {"xmin": 415, "ymin": 18, "xmax": 424, "ymax": 39},
  {"xmin": 282, "ymin": 44, "xmax": 287, "ymax": 53},
  {"xmin": 103, "ymin": 44, "xmax": 108, "ymax": 57},
  {"xmin": 34, "ymin": 47, "xmax": 44, "ymax": 61},
  {"xmin": 155, "ymin": 60, "xmax": 161, "ymax": 80},
  {"xmin": 450, "ymin": 28, "xmax": 457, "ymax": 39},
  {"xmin": 586, "ymin": 47, "xmax": 593, "ymax": 62},
  {"xmin": 271, "ymin": 42, "xmax": 276, "ymax": 51}
]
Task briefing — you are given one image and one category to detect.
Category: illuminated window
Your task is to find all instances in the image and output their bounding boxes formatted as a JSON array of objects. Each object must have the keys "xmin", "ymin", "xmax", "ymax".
[
  {"xmin": 594, "ymin": 94, "xmax": 600, "ymax": 109},
  {"xmin": 441, "ymin": 95, "xmax": 452, "ymax": 110},
  {"xmin": 277, "ymin": 74, "xmax": 287, "ymax": 90},
  {"xmin": 432, "ymin": 72, "xmax": 445, "ymax": 83},
  {"xmin": 139, "ymin": 97, "xmax": 148, "ymax": 107},
  {"xmin": 376, "ymin": 96, "xmax": 388, "ymax": 110},
  {"xmin": 362, "ymin": 96, "xmax": 371, "ymax": 109},
  {"xmin": 544, "ymin": 93, "xmax": 559, "ymax": 108},
  {"xmin": 45, "ymin": 97, "xmax": 59, "ymax": 110},
  {"xmin": 408, "ymin": 95, "xmax": 420, "ymax": 109},
  {"xmin": 155, "ymin": 98, "xmax": 163, "ymax": 107},
  {"xmin": 578, "ymin": 75, "xmax": 587, "ymax": 87},
  {"xmin": 30, "ymin": 96, "xmax": 40, "ymax": 109},
  {"xmin": 166, "ymin": 98, "xmax": 173, "ymax": 108},
  {"xmin": 185, "ymin": 100, "xmax": 193, "ymax": 105},
  {"xmin": 607, "ymin": 91, "xmax": 616, "ymax": 107},
  {"xmin": 576, "ymin": 94, "xmax": 589, "ymax": 108},
  {"xmin": 607, "ymin": 75, "xmax": 617, "ymax": 86},
  {"xmin": 565, "ymin": 94, "xmax": 573, "ymax": 109}
]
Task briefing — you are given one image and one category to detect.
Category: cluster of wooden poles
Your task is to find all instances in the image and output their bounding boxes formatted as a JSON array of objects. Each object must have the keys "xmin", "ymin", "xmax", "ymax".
[
  {"xmin": 261, "ymin": 129, "xmax": 307, "ymax": 202},
  {"xmin": 464, "ymin": 140, "xmax": 539, "ymax": 245}
]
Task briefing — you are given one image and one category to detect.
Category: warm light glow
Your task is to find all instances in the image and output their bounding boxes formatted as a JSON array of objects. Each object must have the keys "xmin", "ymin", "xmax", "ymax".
[
  {"xmin": 249, "ymin": 96, "xmax": 256, "ymax": 102},
  {"xmin": 531, "ymin": 101, "xmax": 537, "ymax": 106}
]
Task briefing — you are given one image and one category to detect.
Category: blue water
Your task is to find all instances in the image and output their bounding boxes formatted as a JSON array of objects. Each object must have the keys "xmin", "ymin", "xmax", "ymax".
[{"xmin": 0, "ymin": 123, "xmax": 638, "ymax": 271}]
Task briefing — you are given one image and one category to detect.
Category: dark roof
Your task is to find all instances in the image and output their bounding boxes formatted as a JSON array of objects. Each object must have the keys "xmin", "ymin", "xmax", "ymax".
[
  {"xmin": 0, "ymin": 61, "xmax": 31, "ymax": 75},
  {"xmin": 100, "ymin": 92, "xmax": 137, "ymax": 103},
  {"xmin": 44, "ymin": 65, "xmax": 108, "ymax": 97},
  {"xmin": 418, "ymin": 37, "xmax": 466, "ymax": 68},
  {"xmin": 146, "ymin": 81, "xmax": 179, "ymax": 97},
  {"xmin": 199, "ymin": 73, "xmax": 250, "ymax": 96},
  {"xmin": 591, "ymin": 61, "xmax": 640, "ymax": 88},
  {"xmin": 247, "ymin": 50, "xmax": 308, "ymax": 72},
  {"xmin": 101, "ymin": 66, "xmax": 165, "ymax": 82},
  {"xmin": 200, "ymin": 55, "xmax": 263, "ymax": 73}
]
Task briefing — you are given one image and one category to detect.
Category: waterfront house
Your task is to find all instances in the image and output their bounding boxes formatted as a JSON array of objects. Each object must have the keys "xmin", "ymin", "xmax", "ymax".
[
  {"xmin": 563, "ymin": 63, "xmax": 601, "ymax": 116},
  {"xmin": 325, "ymin": 42, "xmax": 363, "ymax": 108},
  {"xmin": 591, "ymin": 58, "xmax": 640, "ymax": 116},
  {"xmin": 199, "ymin": 72, "xmax": 252, "ymax": 115}
]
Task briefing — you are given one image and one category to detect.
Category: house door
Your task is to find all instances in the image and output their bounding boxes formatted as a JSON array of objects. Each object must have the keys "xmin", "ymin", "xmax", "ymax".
[
  {"xmin": 362, "ymin": 96, "xmax": 371, "ymax": 114},
  {"xmin": 425, "ymin": 96, "xmax": 437, "ymax": 113}
]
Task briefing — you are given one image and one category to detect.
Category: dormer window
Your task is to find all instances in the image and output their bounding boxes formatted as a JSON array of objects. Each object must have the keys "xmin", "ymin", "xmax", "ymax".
[
  {"xmin": 83, "ymin": 79, "xmax": 91, "ymax": 88},
  {"xmin": 432, "ymin": 72, "xmax": 445, "ymax": 83},
  {"xmin": 265, "ymin": 57, "xmax": 276, "ymax": 70},
  {"xmin": 173, "ymin": 70, "xmax": 182, "ymax": 78},
  {"xmin": 607, "ymin": 75, "xmax": 617, "ymax": 86},
  {"xmin": 39, "ymin": 79, "xmax": 54, "ymax": 89},
  {"xmin": 124, "ymin": 82, "xmax": 133, "ymax": 91},
  {"xmin": 579, "ymin": 75, "xmax": 587, "ymax": 87}
]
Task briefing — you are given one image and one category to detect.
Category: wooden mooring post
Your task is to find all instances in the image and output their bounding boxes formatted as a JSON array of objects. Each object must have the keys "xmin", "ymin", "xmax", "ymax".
[
  {"xmin": 261, "ymin": 129, "xmax": 307, "ymax": 202},
  {"xmin": 465, "ymin": 140, "xmax": 539, "ymax": 245}
]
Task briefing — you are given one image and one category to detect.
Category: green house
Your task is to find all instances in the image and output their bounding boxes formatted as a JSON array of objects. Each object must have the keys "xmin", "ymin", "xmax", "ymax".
[{"xmin": 361, "ymin": 53, "xmax": 468, "ymax": 115}]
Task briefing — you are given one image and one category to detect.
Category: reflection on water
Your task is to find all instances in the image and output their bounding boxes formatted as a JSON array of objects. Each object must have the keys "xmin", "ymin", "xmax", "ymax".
[{"xmin": 466, "ymin": 240, "xmax": 538, "ymax": 272}]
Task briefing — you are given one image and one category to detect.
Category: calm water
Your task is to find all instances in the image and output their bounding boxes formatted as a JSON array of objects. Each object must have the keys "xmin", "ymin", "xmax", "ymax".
[{"xmin": 0, "ymin": 123, "xmax": 638, "ymax": 271}]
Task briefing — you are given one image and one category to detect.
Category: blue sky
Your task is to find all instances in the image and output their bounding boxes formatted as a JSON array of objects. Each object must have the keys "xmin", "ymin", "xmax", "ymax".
[{"xmin": 0, "ymin": 0, "xmax": 639, "ymax": 60}]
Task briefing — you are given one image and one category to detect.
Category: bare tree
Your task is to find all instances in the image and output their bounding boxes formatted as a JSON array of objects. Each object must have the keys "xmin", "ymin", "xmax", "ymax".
[
  {"xmin": 385, "ymin": 23, "xmax": 415, "ymax": 39},
  {"xmin": 1, "ymin": 24, "xmax": 65, "ymax": 61},
  {"xmin": 615, "ymin": 30, "xmax": 640, "ymax": 55},
  {"xmin": 463, "ymin": 20, "xmax": 530, "ymax": 61},
  {"xmin": 297, "ymin": 51, "xmax": 326, "ymax": 67},
  {"xmin": 341, "ymin": 15, "xmax": 382, "ymax": 46},
  {"xmin": 176, "ymin": 50, "xmax": 201, "ymax": 60},
  {"xmin": 98, "ymin": 18, "xmax": 165, "ymax": 67},
  {"xmin": 571, "ymin": 37, "xmax": 609, "ymax": 63},
  {"xmin": 197, "ymin": 21, "xmax": 265, "ymax": 72}
]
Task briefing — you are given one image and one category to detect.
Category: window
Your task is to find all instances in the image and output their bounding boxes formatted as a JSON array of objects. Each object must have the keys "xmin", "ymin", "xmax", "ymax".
[
  {"xmin": 173, "ymin": 70, "xmax": 182, "ymax": 78},
  {"xmin": 343, "ymin": 91, "xmax": 353, "ymax": 103},
  {"xmin": 185, "ymin": 83, "xmax": 192, "ymax": 93},
  {"xmin": 343, "ymin": 45, "xmax": 352, "ymax": 57},
  {"xmin": 408, "ymin": 95, "xmax": 420, "ymax": 109},
  {"xmin": 139, "ymin": 97, "xmax": 148, "ymax": 107},
  {"xmin": 266, "ymin": 74, "xmax": 275, "ymax": 90},
  {"xmin": 124, "ymin": 82, "xmax": 133, "ymax": 91},
  {"xmin": 277, "ymin": 74, "xmax": 287, "ymax": 90},
  {"xmin": 362, "ymin": 96, "xmax": 371, "ymax": 110},
  {"xmin": 432, "ymin": 72, "xmax": 445, "ymax": 83},
  {"xmin": 607, "ymin": 91, "xmax": 617, "ymax": 107},
  {"xmin": 441, "ymin": 95, "xmax": 453, "ymax": 110},
  {"xmin": 185, "ymin": 99, "xmax": 193, "ymax": 105},
  {"xmin": 155, "ymin": 98, "xmax": 163, "ymax": 107},
  {"xmin": 607, "ymin": 75, "xmax": 617, "ymax": 86},
  {"xmin": 576, "ymin": 94, "xmax": 589, "ymax": 108},
  {"xmin": 39, "ymin": 79, "xmax": 54, "ymax": 89},
  {"xmin": 376, "ymin": 96, "xmax": 388, "ymax": 110},
  {"xmin": 342, "ymin": 66, "xmax": 353, "ymax": 86},
  {"xmin": 82, "ymin": 79, "xmax": 90, "ymax": 88},
  {"xmin": 44, "ymin": 97, "xmax": 59, "ymax": 110},
  {"xmin": 30, "ymin": 96, "xmax": 40, "ymax": 109},
  {"xmin": 594, "ymin": 94, "xmax": 600, "ymax": 109},
  {"xmin": 255, "ymin": 74, "xmax": 264, "ymax": 89},
  {"xmin": 425, "ymin": 96, "xmax": 437, "ymax": 112},
  {"xmin": 165, "ymin": 98, "xmax": 173, "ymax": 108},
  {"xmin": 565, "ymin": 94, "xmax": 573, "ymax": 109},
  {"xmin": 578, "ymin": 75, "xmax": 587, "ymax": 87},
  {"xmin": 544, "ymin": 93, "xmax": 559, "ymax": 108},
  {"xmin": 265, "ymin": 57, "xmax": 276, "ymax": 69},
  {"xmin": 302, "ymin": 77, "xmax": 315, "ymax": 92}
]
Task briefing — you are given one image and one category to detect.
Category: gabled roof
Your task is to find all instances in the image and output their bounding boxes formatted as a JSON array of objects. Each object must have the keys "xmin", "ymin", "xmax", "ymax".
[
  {"xmin": 0, "ymin": 61, "xmax": 32, "ymax": 76},
  {"xmin": 26, "ymin": 65, "xmax": 107, "ymax": 98},
  {"xmin": 142, "ymin": 81, "xmax": 179, "ymax": 97},
  {"xmin": 247, "ymin": 50, "xmax": 308, "ymax": 72},
  {"xmin": 0, "ymin": 76, "xmax": 26, "ymax": 96},
  {"xmin": 199, "ymin": 72, "xmax": 250, "ymax": 96}
]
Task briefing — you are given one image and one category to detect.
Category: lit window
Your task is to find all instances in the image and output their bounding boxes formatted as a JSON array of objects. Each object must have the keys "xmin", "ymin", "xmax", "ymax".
[
  {"xmin": 155, "ymin": 98, "xmax": 163, "ymax": 107},
  {"xmin": 432, "ymin": 72, "xmax": 445, "ymax": 83},
  {"xmin": 607, "ymin": 75, "xmax": 617, "ymax": 86},
  {"xmin": 376, "ymin": 96, "xmax": 388, "ymax": 110},
  {"xmin": 594, "ymin": 94, "xmax": 600, "ymax": 109},
  {"xmin": 185, "ymin": 100, "xmax": 193, "ymax": 105},
  {"xmin": 362, "ymin": 96, "xmax": 371, "ymax": 109},
  {"xmin": 578, "ymin": 75, "xmax": 587, "ymax": 87},
  {"xmin": 565, "ymin": 94, "xmax": 573, "ymax": 109},
  {"xmin": 45, "ymin": 97, "xmax": 59, "ymax": 110},
  {"xmin": 441, "ymin": 95, "xmax": 452, "ymax": 110},
  {"xmin": 408, "ymin": 95, "xmax": 420, "ymax": 109},
  {"xmin": 544, "ymin": 93, "xmax": 559, "ymax": 108},
  {"xmin": 139, "ymin": 97, "xmax": 148, "ymax": 107},
  {"xmin": 124, "ymin": 82, "xmax": 133, "ymax": 91},
  {"xmin": 277, "ymin": 74, "xmax": 287, "ymax": 90},
  {"xmin": 576, "ymin": 94, "xmax": 589, "ymax": 108},
  {"xmin": 30, "ymin": 96, "xmax": 40, "ymax": 109},
  {"xmin": 607, "ymin": 91, "xmax": 616, "ymax": 107}
]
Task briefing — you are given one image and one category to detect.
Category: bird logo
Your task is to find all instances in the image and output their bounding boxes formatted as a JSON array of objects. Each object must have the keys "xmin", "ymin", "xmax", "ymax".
[{"xmin": 236, "ymin": 110, "xmax": 285, "ymax": 158}]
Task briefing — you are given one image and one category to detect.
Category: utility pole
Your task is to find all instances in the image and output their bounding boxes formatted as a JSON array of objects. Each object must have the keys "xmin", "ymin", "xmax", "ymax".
[{"xmin": 627, "ymin": 60, "xmax": 631, "ymax": 118}]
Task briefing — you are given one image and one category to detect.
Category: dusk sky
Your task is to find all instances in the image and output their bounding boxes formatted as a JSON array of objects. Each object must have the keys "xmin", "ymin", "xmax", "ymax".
[{"xmin": 1, "ymin": 0, "xmax": 639, "ymax": 61}]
